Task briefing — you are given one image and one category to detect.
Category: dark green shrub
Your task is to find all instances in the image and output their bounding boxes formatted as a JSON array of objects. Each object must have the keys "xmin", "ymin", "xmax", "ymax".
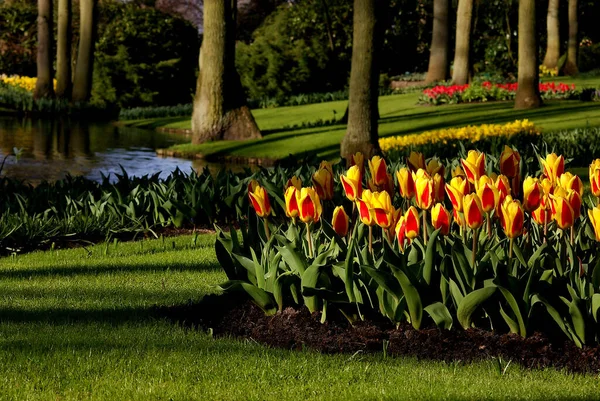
[
  {"xmin": 0, "ymin": 2, "xmax": 37, "ymax": 76},
  {"xmin": 579, "ymin": 43, "xmax": 600, "ymax": 73}
]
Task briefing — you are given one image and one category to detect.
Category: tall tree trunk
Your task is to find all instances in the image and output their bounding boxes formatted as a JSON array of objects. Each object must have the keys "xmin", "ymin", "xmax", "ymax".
[
  {"xmin": 563, "ymin": 0, "xmax": 578, "ymax": 75},
  {"xmin": 340, "ymin": 0, "xmax": 380, "ymax": 162},
  {"xmin": 452, "ymin": 0, "xmax": 473, "ymax": 85},
  {"xmin": 34, "ymin": 0, "xmax": 54, "ymax": 100},
  {"xmin": 56, "ymin": 0, "xmax": 72, "ymax": 99},
  {"xmin": 191, "ymin": 0, "xmax": 261, "ymax": 144},
  {"xmin": 542, "ymin": 0, "xmax": 560, "ymax": 69},
  {"xmin": 426, "ymin": 0, "xmax": 450, "ymax": 84},
  {"xmin": 72, "ymin": 0, "xmax": 97, "ymax": 102},
  {"xmin": 515, "ymin": 0, "xmax": 542, "ymax": 109}
]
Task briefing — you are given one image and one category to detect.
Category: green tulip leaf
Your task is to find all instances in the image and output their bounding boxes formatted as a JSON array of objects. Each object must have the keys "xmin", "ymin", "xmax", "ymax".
[
  {"xmin": 423, "ymin": 228, "xmax": 441, "ymax": 285},
  {"xmin": 457, "ymin": 286, "xmax": 497, "ymax": 329},
  {"xmin": 425, "ymin": 302, "xmax": 453, "ymax": 330}
]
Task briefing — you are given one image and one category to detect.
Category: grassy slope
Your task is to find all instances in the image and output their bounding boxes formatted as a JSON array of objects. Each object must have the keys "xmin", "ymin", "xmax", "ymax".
[
  {"xmin": 125, "ymin": 76, "xmax": 600, "ymax": 161},
  {"xmin": 1, "ymin": 235, "xmax": 600, "ymax": 400}
]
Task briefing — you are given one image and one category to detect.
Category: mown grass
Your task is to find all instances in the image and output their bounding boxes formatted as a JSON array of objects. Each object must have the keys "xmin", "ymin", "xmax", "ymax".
[
  {"xmin": 123, "ymin": 76, "xmax": 600, "ymax": 161},
  {"xmin": 1, "ymin": 234, "xmax": 600, "ymax": 400}
]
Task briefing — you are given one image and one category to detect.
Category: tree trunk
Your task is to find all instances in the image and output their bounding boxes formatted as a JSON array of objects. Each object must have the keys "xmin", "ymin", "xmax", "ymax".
[
  {"xmin": 34, "ymin": 0, "xmax": 54, "ymax": 100},
  {"xmin": 72, "ymin": 0, "xmax": 98, "ymax": 102},
  {"xmin": 542, "ymin": 0, "xmax": 560, "ymax": 69},
  {"xmin": 426, "ymin": 0, "xmax": 449, "ymax": 84},
  {"xmin": 515, "ymin": 0, "xmax": 542, "ymax": 109},
  {"xmin": 340, "ymin": 0, "xmax": 381, "ymax": 162},
  {"xmin": 452, "ymin": 0, "xmax": 473, "ymax": 85},
  {"xmin": 563, "ymin": 0, "xmax": 578, "ymax": 75},
  {"xmin": 191, "ymin": 0, "xmax": 261, "ymax": 144},
  {"xmin": 56, "ymin": 0, "xmax": 72, "ymax": 99}
]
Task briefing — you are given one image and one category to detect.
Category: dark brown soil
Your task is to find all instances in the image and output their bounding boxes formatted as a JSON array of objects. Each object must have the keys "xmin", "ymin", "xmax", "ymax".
[{"xmin": 158, "ymin": 294, "xmax": 600, "ymax": 373}]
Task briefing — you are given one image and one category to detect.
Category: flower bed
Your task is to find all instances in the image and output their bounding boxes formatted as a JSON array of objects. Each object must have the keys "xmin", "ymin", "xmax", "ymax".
[
  {"xmin": 217, "ymin": 150, "xmax": 600, "ymax": 348},
  {"xmin": 0, "ymin": 74, "xmax": 56, "ymax": 92},
  {"xmin": 419, "ymin": 81, "xmax": 580, "ymax": 105}
]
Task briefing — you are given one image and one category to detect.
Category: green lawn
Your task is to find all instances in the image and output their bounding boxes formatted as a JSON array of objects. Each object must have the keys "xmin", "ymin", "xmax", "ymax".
[
  {"xmin": 124, "ymin": 76, "xmax": 600, "ymax": 161},
  {"xmin": 2, "ymin": 234, "xmax": 600, "ymax": 400}
]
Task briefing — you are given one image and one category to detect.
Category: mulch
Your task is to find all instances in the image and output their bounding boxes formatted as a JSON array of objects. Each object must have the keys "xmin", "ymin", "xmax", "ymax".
[{"xmin": 158, "ymin": 294, "xmax": 600, "ymax": 373}]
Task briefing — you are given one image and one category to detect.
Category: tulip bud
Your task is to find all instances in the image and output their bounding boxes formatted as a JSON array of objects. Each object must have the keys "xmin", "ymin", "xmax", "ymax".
[
  {"xmin": 532, "ymin": 206, "xmax": 551, "ymax": 226},
  {"xmin": 297, "ymin": 187, "xmax": 322, "ymax": 224},
  {"xmin": 407, "ymin": 151, "xmax": 426, "ymax": 172},
  {"xmin": 499, "ymin": 145, "xmax": 521, "ymax": 178},
  {"xmin": 368, "ymin": 156, "xmax": 388, "ymax": 187},
  {"xmin": 463, "ymin": 193, "xmax": 484, "ymax": 230},
  {"xmin": 350, "ymin": 152, "xmax": 365, "ymax": 177},
  {"xmin": 452, "ymin": 165, "xmax": 466, "ymax": 178},
  {"xmin": 588, "ymin": 205, "xmax": 600, "ymax": 241},
  {"xmin": 540, "ymin": 153, "xmax": 565, "ymax": 183},
  {"xmin": 500, "ymin": 197, "xmax": 524, "ymax": 239},
  {"xmin": 589, "ymin": 159, "xmax": 600, "ymax": 197},
  {"xmin": 495, "ymin": 174, "xmax": 511, "ymax": 204},
  {"xmin": 432, "ymin": 173, "xmax": 445, "ymax": 203},
  {"xmin": 426, "ymin": 158, "xmax": 445, "ymax": 177},
  {"xmin": 284, "ymin": 186, "xmax": 299, "ymax": 218},
  {"xmin": 249, "ymin": 184, "xmax": 272, "ymax": 218},
  {"xmin": 371, "ymin": 191, "xmax": 394, "ymax": 228},
  {"xmin": 285, "ymin": 176, "xmax": 302, "ymax": 191},
  {"xmin": 559, "ymin": 172, "xmax": 584, "ymax": 197},
  {"xmin": 356, "ymin": 190, "xmax": 375, "ymax": 226},
  {"xmin": 550, "ymin": 192, "xmax": 575, "ymax": 230},
  {"xmin": 431, "ymin": 203, "xmax": 451, "ymax": 235},
  {"xmin": 396, "ymin": 167, "xmax": 415, "ymax": 199},
  {"xmin": 248, "ymin": 179, "xmax": 259, "ymax": 194},
  {"xmin": 475, "ymin": 176, "xmax": 499, "ymax": 214},
  {"xmin": 522, "ymin": 177, "xmax": 542, "ymax": 212},
  {"xmin": 404, "ymin": 206, "xmax": 420, "ymax": 240},
  {"xmin": 461, "ymin": 150, "xmax": 486, "ymax": 183},
  {"xmin": 312, "ymin": 167, "xmax": 334, "ymax": 201},
  {"xmin": 341, "ymin": 166, "xmax": 362, "ymax": 201},
  {"xmin": 414, "ymin": 170, "xmax": 434, "ymax": 210},
  {"xmin": 332, "ymin": 206, "xmax": 349, "ymax": 237},
  {"xmin": 445, "ymin": 176, "xmax": 469, "ymax": 212},
  {"xmin": 539, "ymin": 177, "xmax": 554, "ymax": 210}
]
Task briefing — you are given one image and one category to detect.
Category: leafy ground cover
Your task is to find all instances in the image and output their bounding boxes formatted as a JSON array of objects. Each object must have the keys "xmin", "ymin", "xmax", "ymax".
[{"xmin": 2, "ymin": 234, "xmax": 600, "ymax": 400}]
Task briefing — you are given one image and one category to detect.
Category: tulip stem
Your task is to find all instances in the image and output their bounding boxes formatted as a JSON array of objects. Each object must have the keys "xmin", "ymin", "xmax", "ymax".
[
  {"xmin": 472, "ymin": 229, "xmax": 478, "ymax": 268},
  {"xmin": 368, "ymin": 225, "xmax": 373, "ymax": 255},
  {"xmin": 306, "ymin": 223, "xmax": 313, "ymax": 258},
  {"xmin": 486, "ymin": 213, "xmax": 491, "ymax": 238},
  {"xmin": 264, "ymin": 218, "xmax": 271, "ymax": 240},
  {"xmin": 543, "ymin": 215, "xmax": 548, "ymax": 244},
  {"xmin": 422, "ymin": 210, "xmax": 428, "ymax": 243},
  {"xmin": 509, "ymin": 238, "xmax": 514, "ymax": 269},
  {"xmin": 570, "ymin": 226, "xmax": 575, "ymax": 246}
]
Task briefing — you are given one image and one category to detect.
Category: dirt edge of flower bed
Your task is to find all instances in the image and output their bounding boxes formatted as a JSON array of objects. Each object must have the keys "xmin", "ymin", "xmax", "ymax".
[{"xmin": 157, "ymin": 293, "xmax": 600, "ymax": 374}]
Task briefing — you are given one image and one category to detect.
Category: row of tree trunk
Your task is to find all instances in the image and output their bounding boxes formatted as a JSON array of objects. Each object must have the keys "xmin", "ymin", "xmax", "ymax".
[{"xmin": 34, "ymin": 0, "xmax": 98, "ymax": 102}]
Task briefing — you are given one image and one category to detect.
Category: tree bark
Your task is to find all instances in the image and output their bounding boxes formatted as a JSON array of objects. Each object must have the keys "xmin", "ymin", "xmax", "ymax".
[
  {"xmin": 452, "ymin": 0, "xmax": 473, "ymax": 85},
  {"xmin": 72, "ymin": 0, "xmax": 98, "ymax": 102},
  {"xmin": 191, "ymin": 0, "xmax": 261, "ymax": 144},
  {"xmin": 34, "ymin": 0, "xmax": 54, "ymax": 100},
  {"xmin": 542, "ymin": 0, "xmax": 560, "ymax": 69},
  {"xmin": 426, "ymin": 0, "xmax": 450, "ymax": 84},
  {"xmin": 563, "ymin": 0, "xmax": 579, "ymax": 75},
  {"xmin": 340, "ymin": 0, "xmax": 381, "ymax": 162},
  {"xmin": 56, "ymin": 0, "xmax": 72, "ymax": 99},
  {"xmin": 515, "ymin": 0, "xmax": 542, "ymax": 109}
]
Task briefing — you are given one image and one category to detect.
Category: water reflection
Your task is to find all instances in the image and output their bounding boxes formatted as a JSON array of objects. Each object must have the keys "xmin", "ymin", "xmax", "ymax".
[{"xmin": 0, "ymin": 117, "xmax": 195, "ymax": 183}]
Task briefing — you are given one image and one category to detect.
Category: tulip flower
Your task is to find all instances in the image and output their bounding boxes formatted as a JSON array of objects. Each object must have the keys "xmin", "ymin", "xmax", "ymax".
[
  {"xmin": 452, "ymin": 165, "xmax": 466, "ymax": 179},
  {"xmin": 284, "ymin": 186, "xmax": 299, "ymax": 218},
  {"xmin": 588, "ymin": 205, "xmax": 600, "ymax": 242},
  {"xmin": 540, "ymin": 153, "xmax": 565, "ymax": 183},
  {"xmin": 248, "ymin": 184, "xmax": 272, "ymax": 218},
  {"xmin": 433, "ymin": 173, "xmax": 445, "ymax": 203},
  {"xmin": 500, "ymin": 197, "xmax": 524, "ymax": 239},
  {"xmin": 396, "ymin": 167, "xmax": 415, "ymax": 199},
  {"xmin": 558, "ymin": 172, "xmax": 584, "ymax": 197},
  {"xmin": 356, "ymin": 190, "xmax": 375, "ymax": 226},
  {"xmin": 407, "ymin": 151, "xmax": 425, "ymax": 172},
  {"xmin": 350, "ymin": 152, "xmax": 365, "ymax": 177},
  {"xmin": 426, "ymin": 158, "xmax": 445, "ymax": 177},
  {"xmin": 522, "ymin": 177, "xmax": 542, "ymax": 212},
  {"xmin": 495, "ymin": 174, "xmax": 511, "ymax": 204},
  {"xmin": 396, "ymin": 207, "xmax": 420, "ymax": 251},
  {"xmin": 461, "ymin": 150, "xmax": 486, "ymax": 183},
  {"xmin": 550, "ymin": 192, "xmax": 575, "ymax": 230},
  {"xmin": 414, "ymin": 170, "xmax": 434, "ymax": 210},
  {"xmin": 463, "ymin": 193, "xmax": 484, "ymax": 230},
  {"xmin": 431, "ymin": 203, "xmax": 451, "ymax": 235},
  {"xmin": 371, "ymin": 191, "xmax": 394, "ymax": 229},
  {"xmin": 445, "ymin": 176, "xmax": 469, "ymax": 212},
  {"xmin": 248, "ymin": 179, "xmax": 259, "ymax": 194},
  {"xmin": 285, "ymin": 176, "xmax": 302, "ymax": 190},
  {"xmin": 532, "ymin": 206, "xmax": 551, "ymax": 226},
  {"xmin": 341, "ymin": 165, "xmax": 363, "ymax": 201},
  {"xmin": 589, "ymin": 159, "xmax": 600, "ymax": 198},
  {"xmin": 476, "ymin": 176, "xmax": 499, "ymax": 214},
  {"xmin": 312, "ymin": 167, "xmax": 334, "ymax": 201},
  {"xmin": 499, "ymin": 145, "xmax": 521, "ymax": 178},
  {"xmin": 539, "ymin": 177, "xmax": 554, "ymax": 208},
  {"xmin": 297, "ymin": 187, "xmax": 322, "ymax": 224},
  {"xmin": 453, "ymin": 209, "xmax": 465, "ymax": 228},
  {"xmin": 368, "ymin": 156, "xmax": 388, "ymax": 187},
  {"xmin": 332, "ymin": 206, "xmax": 349, "ymax": 237}
]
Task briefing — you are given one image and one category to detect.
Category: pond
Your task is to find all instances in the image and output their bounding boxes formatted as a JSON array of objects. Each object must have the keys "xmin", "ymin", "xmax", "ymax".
[{"xmin": 0, "ymin": 117, "xmax": 234, "ymax": 184}]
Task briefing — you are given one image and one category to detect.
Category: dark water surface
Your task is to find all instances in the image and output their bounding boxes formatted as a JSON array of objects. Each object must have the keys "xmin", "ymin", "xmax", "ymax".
[{"xmin": 0, "ymin": 118, "xmax": 199, "ymax": 183}]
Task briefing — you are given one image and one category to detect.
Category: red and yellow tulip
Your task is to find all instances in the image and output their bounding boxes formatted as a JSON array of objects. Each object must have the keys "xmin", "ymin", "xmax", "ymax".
[
  {"xmin": 356, "ymin": 190, "xmax": 375, "ymax": 226},
  {"xmin": 312, "ymin": 164, "xmax": 334, "ymax": 201},
  {"xmin": 558, "ymin": 172, "xmax": 584, "ymax": 197},
  {"xmin": 414, "ymin": 169, "xmax": 434, "ymax": 210},
  {"xmin": 433, "ymin": 173, "xmax": 445, "ymax": 203},
  {"xmin": 297, "ymin": 187, "xmax": 322, "ymax": 224},
  {"xmin": 500, "ymin": 196, "xmax": 524, "ymax": 239},
  {"xmin": 396, "ymin": 167, "xmax": 415, "ymax": 199},
  {"xmin": 285, "ymin": 176, "xmax": 302, "ymax": 190},
  {"xmin": 368, "ymin": 156, "xmax": 388, "ymax": 187},
  {"xmin": 476, "ymin": 176, "xmax": 499, "ymax": 214},
  {"xmin": 426, "ymin": 158, "xmax": 445, "ymax": 177},
  {"xmin": 461, "ymin": 150, "xmax": 486, "ymax": 183},
  {"xmin": 431, "ymin": 203, "xmax": 451, "ymax": 235},
  {"xmin": 532, "ymin": 205, "xmax": 551, "ymax": 226},
  {"xmin": 499, "ymin": 145, "xmax": 521, "ymax": 178},
  {"xmin": 541, "ymin": 153, "xmax": 565, "ymax": 183},
  {"xmin": 588, "ymin": 205, "xmax": 600, "ymax": 241},
  {"xmin": 495, "ymin": 174, "xmax": 511, "ymax": 204},
  {"xmin": 522, "ymin": 177, "xmax": 542, "ymax": 212},
  {"xmin": 445, "ymin": 176, "xmax": 469, "ymax": 212},
  {"xmin": 284, "ymin": 186, "xmax": 299, "ymax": 218},
  {"xmin": 463, "ymin": 193, "xmax": 484, "ymax": 230},
  {"xmin": 589, "ymin": 159, "xmax": 600, "ymax": 198},
  {"xmin": 550, "ymin": 191, "xmax": 575, "ymax": 230},
  {"xmin": 249, "ymin": 184, "xmax": 272, "ymax": 218},
  {"xmin": 341, "ymin": 165, "xmax": 362, "ymax": 201},
  {"xmin": 370, "ymin": 191, "xmax": 395, "ymax": 228},
  {"xmin": 350, "ymin": 152, "xmax": 365, "ymax": 177},
  {"xmin": 396, "ymin": 206, "xmax": 420, "ymax": 251},
  {"xmin": 407, "ymin": 151, "xmax": 425, "ymax": 172},
  {"xmin": 332, "ymin": 206, "xmax": 349, "ymax": 237}
]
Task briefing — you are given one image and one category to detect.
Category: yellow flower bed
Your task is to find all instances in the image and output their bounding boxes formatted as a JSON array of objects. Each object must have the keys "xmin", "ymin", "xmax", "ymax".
[
  {"xmin": 0, "ymin": 74, "xmax": 57, "ymax": 92},
  {"xmin": 379, "ymin": 120, "xmax": 540, "ymax": 153}
]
